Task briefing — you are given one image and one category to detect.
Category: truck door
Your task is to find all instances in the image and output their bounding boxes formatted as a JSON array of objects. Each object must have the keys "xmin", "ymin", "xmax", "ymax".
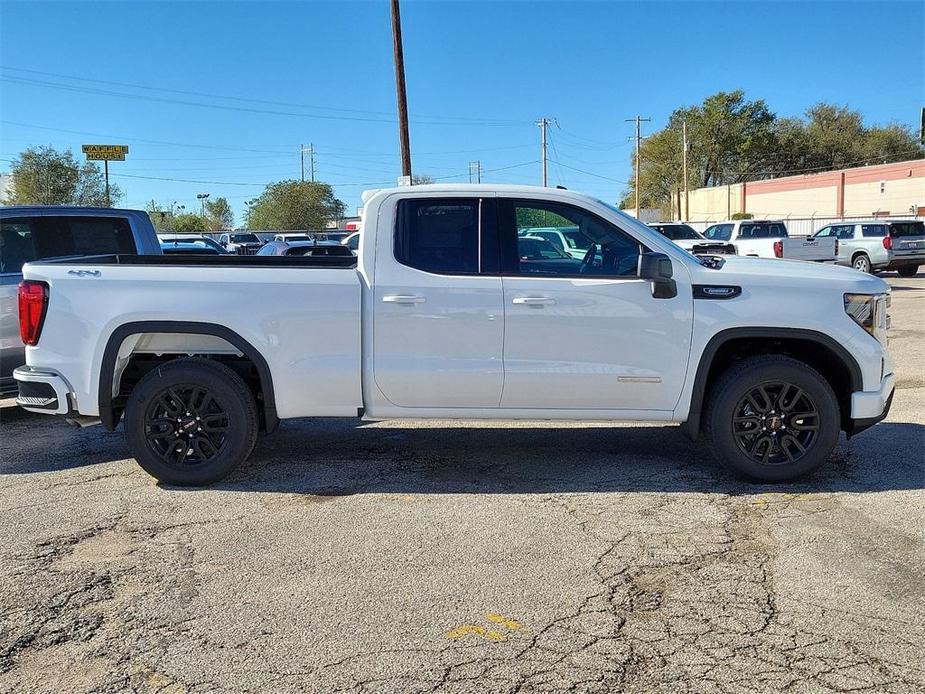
[
  {"xmin": 497, "ymin": 197, "xmax": 692, "ymax": 412},
  {"xmin": 372, "ymin": 196, "xmax": 504, "ymax": 408}
]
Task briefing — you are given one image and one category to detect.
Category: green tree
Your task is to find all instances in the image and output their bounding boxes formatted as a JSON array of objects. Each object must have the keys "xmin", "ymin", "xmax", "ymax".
[
  {"xmin": 204, "ymin": 196, "xmax": 234, "ymax": 231},
  {"xmin": 173, "ymin": 214, "xmax": 209, "ymax": 233},
  {"xmin": 245, "ymin": 180, "xmax": 345, "ymax": 230},
  {"xmin": 145, "ymin": 201, "xmax": 177, "ymax": 231},
  {"xmin": 3, "ymin": 145, "xmax": 123, "ymax": 206}
]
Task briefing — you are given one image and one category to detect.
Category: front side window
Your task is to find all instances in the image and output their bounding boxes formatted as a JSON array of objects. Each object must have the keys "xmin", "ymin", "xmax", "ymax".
[
  {"xmin": 703, "ymin": 224, "xmax": 733, "ymax": 241},
  {"xmin": 814, "ymin": 226, "xmax": 833, "ymax": 238},
  {"xmin": 500, "ymin": 199, "xmax": 642, "ymax": 277},
  {"xmin": 0, "ymin": 219, "xmax": 38, "ymax": 274},
  {"xmin": 395, "ymin": 198, "xmax": 479, "ymax": 274}
]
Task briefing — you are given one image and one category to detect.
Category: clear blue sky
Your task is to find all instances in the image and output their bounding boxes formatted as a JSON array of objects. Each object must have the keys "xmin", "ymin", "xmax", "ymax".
[{"xmin": 1, "ymin": 1, "xmax": 922, "ymax": 221}]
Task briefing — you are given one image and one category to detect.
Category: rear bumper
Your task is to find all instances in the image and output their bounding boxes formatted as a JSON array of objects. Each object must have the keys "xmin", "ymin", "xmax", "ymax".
[
  {"xmin": 846, "ymin": 372, "xmax": 895, "ymax": 437},
  {"xmin": 13, "ymin": 366, "xmax": 73, "ymax": 415}
]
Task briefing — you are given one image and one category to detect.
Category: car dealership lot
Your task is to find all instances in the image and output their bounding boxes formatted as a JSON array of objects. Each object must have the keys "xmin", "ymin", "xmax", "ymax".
[{"xmin": 0, "ymin": 276, "xmax": 922, "ymax": 694}]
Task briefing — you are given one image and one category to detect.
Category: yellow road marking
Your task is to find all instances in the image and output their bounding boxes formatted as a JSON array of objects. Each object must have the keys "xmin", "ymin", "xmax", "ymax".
[
  {"xmin": 446, "ymin": 625, "xmax": 506, "ymax": 642},
  {"xmin": 486, "ymin": 613, "xmax": 523, "ymax": 630}
]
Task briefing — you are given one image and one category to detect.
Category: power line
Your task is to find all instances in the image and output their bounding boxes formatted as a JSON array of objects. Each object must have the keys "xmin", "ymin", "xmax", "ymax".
[
  {"xmin": 0, "ymin": 65, "xmax": 530, "ymax": 126},
  {"xmin": 547, "ymin": 160, "xmax": 629, "ymax": 184},
  {"xmin": 0, "ymin": 73, "xmax": 530, "ymax": 128}
]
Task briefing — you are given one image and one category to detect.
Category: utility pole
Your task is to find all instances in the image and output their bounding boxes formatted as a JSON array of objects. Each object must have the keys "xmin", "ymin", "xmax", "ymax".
[
  {"xmin": 300, "ymin": 144, "xmax": 316, "ymax": 183},
  {"xmin": 468, "ymin": 160, "xmax": 481, "ymax": 183},
  {"xmin": 536, "ymin": 118, "xmax": 551, "ymax": 186},
  {"xmin": 682, "ymin": 120, "xmax": 689, "ymax": 222},
  {"xmin": 626, "ymin": 115, "xmax": 651, "ymax": 219},
  {"xmin": 390, "ymin": 0, "xmax": 412, "ymax": 180}
]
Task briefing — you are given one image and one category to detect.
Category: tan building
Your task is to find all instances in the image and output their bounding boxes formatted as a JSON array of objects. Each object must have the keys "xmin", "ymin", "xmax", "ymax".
[{"xmin": 683, "ymin": 159, "xmax": 925, "ymax": 221}]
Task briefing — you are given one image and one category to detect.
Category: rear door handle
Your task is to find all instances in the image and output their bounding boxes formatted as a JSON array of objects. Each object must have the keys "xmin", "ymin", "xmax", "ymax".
[
  {"xmin": 512, "ymin": 296, "xmax": 556, "ymax": 306},
  {"xmin": 382, "ymin": 294, "xmax": 426, "ymax": 304}
]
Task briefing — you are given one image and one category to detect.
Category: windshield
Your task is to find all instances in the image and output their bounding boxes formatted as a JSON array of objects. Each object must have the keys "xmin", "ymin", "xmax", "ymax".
[
  {"xmin": 890, "ymin": 221, "xmax": 924, "ymax": 238},
  {"xmin": 738, "ymin": 223, "xmax": 787, "ymax": 239},
  {"xmin": 703, "ymin": 224, "xmax": 734, "ymax": 241},
  {"xmin": 231, "ymin": 234, "xmax": 260, "ymax": 243},
  {"xmin": 653, "ymin": 224, "xmax": 701, "ymax": 241}
]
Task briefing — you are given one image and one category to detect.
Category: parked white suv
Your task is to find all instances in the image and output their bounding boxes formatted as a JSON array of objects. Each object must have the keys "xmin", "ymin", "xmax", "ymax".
[{"xmin": 15, "ymin": 185, "xmax": 893, "ymax": 486}]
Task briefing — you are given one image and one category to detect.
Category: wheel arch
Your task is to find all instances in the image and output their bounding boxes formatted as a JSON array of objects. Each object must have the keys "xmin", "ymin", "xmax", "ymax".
[
  {"xmin": 98, "ymin": 321, "xmax": 278, "ymax": 433},
  {"xmin": 683, "ymin": 328, "xmax": 862, "ymax": 440}
]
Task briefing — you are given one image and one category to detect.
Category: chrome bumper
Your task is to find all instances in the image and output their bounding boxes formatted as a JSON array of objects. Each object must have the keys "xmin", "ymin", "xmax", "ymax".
[{"xmin": 13, "ymin": 366, "xmax": 73, "ymax": 415}]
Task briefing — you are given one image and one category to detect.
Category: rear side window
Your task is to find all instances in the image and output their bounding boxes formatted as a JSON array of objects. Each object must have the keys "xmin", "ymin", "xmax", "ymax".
[
  {"xmin": 889, "ymin": 221, "xmax": 924, "ymax": 238},
  {"xmin": 0, "ymin": 218, "xmax": 38, "ymax": 274},
  {"xmin": 33, "ymin": 216, "xmax": 137, "ymax": 258},
  {"xmin": 861, "ymin": 224, "xmax": 887, "ymax": 238},
  {"xmin": 395, "ymin": 199, "xmax": 479, "ymax": 274}
]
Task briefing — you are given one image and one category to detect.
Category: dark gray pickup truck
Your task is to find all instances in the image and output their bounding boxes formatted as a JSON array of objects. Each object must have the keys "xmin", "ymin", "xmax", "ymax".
[{"xmin": 0, "ymin": 206, "xmax": 162, "ymax": 395}]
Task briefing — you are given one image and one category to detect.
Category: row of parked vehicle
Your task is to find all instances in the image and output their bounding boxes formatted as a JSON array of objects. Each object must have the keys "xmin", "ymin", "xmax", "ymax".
[
  {"xmin": 159, "ymin": 230, "xmax": 360, "ymax": 258},
  {"xmin": 644, "ymin": 218, "xmax": 924, "ymax": 276}
]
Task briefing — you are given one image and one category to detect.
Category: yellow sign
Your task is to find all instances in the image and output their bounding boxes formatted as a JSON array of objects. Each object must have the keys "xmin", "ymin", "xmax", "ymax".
[{"xmin": 82, "ymin": 144, "xmax": 129, "ymax": 161}]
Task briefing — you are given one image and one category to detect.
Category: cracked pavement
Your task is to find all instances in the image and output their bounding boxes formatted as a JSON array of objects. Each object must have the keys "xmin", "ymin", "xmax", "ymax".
[{"xmin": 0, "ymin": 276, "xmax": 923, "ymax": 694}]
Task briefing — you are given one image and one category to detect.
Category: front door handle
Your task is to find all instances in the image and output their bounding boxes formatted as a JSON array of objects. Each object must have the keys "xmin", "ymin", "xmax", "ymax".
[
  {"xmin": 382, "ymin": 294, "xmax": 426, "ymax": 304},
  {"xmin": 512, "ymin": 296, "xmax": 556, "ymax": 306}
]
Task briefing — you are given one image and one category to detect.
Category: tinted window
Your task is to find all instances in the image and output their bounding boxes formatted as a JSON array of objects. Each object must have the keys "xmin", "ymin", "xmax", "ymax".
[
  {"xmin": 33, "ymin": 216, "xmax": 137, "ymax": 258},
  {"xmin": 703, "ymin": 224, "xmax": 734, "ymax": 241},
  {"xmin": 889, "ymin": 221, "xmax": 924, "ymax": 238},
  {"xmin": 861, "ymin": 224, "xmax": 887, "ymax": 238},
  {"xmin": 813, "ymin": 226, "xmax": 833, "ymax": 237},
  {"xmin": 737, "ymin": 223, "xmax": 787, "ymax": 239},
  {"xmin": 832, "ymin": 225, "xmax": 855, "ymax": 239},
  {"xmin": 395, "ymin": 199, "xmax": 479, "ymax": 274},
  {"xmin": 0, "ymin": 219, "xmax": 38, "ymax": 274},
  {"xmin": 652, "ymin": 224, "xmax": 700, "ymax": 241},
  {"xmin": 231, "ymin": 233, "xmax": 260, "ymax": 243},
  {"xmin": 502, "ymin": 200, "xmax": 642, "ymax": 277},
  {"xmin": 346, "ymin": 234, "xmax": 359, "ymax": 251}
]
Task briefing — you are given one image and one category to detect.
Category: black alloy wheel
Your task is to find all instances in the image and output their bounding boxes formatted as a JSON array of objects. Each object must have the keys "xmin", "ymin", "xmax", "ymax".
[
  {"xmin": 731, "ymin": 382, "xmax": 819, "ymax": 466},
  {"xmin": 145, "ymin": 385, "xmax": 229, "ymax": 467}
]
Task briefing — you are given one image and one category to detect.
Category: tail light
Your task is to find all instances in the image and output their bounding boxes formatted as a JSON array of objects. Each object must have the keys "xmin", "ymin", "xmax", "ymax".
[
  {"xmin": 882, "ymin": 236, "xmax": 893, "ymax": 250},
  {"xmin": 773, "ymin": 240, "xmax": 783, "ymax": 258},
  {"xmin": 18, "ymin": 280, "xmax": 49, "ymax": 346}
]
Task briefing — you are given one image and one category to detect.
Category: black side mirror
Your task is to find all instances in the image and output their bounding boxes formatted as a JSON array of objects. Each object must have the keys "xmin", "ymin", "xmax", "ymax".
[{"xmin": 638, "ymin": 252, "xmax": 677, "ymax": 299}]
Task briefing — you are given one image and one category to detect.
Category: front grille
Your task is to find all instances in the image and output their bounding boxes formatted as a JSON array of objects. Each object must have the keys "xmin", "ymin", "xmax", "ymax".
[{"xmin": 236, "ymin": 246, "xmax": 259, "ymax": 255}]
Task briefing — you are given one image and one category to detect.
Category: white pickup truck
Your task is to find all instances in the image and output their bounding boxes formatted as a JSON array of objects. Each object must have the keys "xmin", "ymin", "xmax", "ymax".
[
  {"xmin": 702, "ymin": 219, "xmax": 837, "ymax": 261},
  {"xmin": 14, "ymin": 185, "xmax": 894, "ymax": 485}
]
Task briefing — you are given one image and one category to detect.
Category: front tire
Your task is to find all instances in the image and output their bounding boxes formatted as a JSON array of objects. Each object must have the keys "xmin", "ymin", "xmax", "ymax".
[
  {"xmin": 897, "ymin": 265, "xmax": 919, "ymax": 277},
  {"xmin": 124, "ymin": 358, "xmax": 259, "ymax": 486},
  {"xmin": 852, "ymin": 253, "xmax": 871, "ymax": 273},
  {"xmin": 704, "ymin": 356, "xmax": 840, "ymax": 482}
]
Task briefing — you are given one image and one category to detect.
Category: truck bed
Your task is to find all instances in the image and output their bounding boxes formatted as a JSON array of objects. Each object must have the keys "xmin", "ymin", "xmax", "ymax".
[{"xmin": 21, "ymin": 254, "xmax": 363, "ymax": 420}]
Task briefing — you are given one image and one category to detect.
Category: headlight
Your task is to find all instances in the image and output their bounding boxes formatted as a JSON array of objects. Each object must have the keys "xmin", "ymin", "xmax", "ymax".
[{"xmin": 844, "ymin": 293, "xmax": 889, "ymax": 340}]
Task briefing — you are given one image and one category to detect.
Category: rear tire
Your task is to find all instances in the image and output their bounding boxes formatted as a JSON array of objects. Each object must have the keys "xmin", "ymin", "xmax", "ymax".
[
  {"xmin": 897, "ymin": 265, "xmax": 919, "ymax": 277},
  {"xmin": 852, "ymin": 253, "xmax": 871, "ymax": 273},
  {"xmin": 124, "ymin": 358, "xmax": 259, "ymax": 486},
  {"xmin": 704, "ymin": 356, "xmax": 840, "ymax": 482}
]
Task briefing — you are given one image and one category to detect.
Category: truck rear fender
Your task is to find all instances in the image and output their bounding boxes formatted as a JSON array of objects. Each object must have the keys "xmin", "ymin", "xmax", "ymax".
[{"xmin": 99, "ymin": 321, "xmax": 278, "ymax": 433}]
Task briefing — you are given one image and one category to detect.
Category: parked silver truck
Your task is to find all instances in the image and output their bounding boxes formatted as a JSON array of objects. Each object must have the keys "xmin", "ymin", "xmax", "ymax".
[
  {"xmin": 813, "ymin": 219, "xmax": 924, "ymax": 275},
  {"xmin": 0, "ymin": 207, "xmax": 162, "ymax": 395}
]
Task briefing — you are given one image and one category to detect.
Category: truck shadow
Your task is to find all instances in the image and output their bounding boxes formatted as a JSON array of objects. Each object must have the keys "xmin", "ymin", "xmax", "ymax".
[
  {"xmin": 2, "ymin": 404, "xmax": 922, "ymax": 495},
  {"xmin": 218, "ymin": 419, "xmax": 924, "ymax": 496}
]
